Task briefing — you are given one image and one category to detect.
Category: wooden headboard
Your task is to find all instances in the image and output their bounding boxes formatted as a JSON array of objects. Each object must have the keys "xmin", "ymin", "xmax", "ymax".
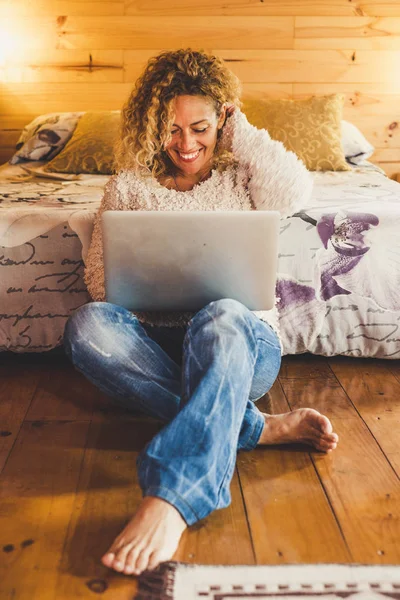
[{"xmin": 1, "ymin": 2, "xmax": 399, "ymax": 178}]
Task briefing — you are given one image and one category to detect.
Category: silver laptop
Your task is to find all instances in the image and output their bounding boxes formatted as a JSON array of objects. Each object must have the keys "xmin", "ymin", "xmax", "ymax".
[{"xmin": 101, "ymin": 210, "xmax": 280, "ymax": 312}]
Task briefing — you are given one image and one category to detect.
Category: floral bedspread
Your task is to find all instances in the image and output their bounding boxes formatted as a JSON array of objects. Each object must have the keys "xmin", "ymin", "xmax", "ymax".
[
  {"xmin": 277, "ymin": 163, "xmax": 400, "ymax": 358},
  {"xmin": 0, "ymin": 160, "xmax": 399, "ymax": 358}
]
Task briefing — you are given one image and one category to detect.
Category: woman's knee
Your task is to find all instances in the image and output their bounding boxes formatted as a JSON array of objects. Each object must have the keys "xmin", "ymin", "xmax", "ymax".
[
  {"xmin": 185, "ymin": 298, "xmax": 254, "ymax": 351},
  {"xmin": 195, "ymin": 298, "xmax": 250, "ymax": 325},
  {"xmin": 191, "ymin": 298, "xmax": 252, "ymax": 334},
  {"xmin": 64, "ymin": 302, "xmax": 102, "ymax": 343},
  {"xmin": 63, "ymin": 301, "xmax": 138, "ymax": 362}
]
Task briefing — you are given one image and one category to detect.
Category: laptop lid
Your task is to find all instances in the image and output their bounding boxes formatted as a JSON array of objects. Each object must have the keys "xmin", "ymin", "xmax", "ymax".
[{"xmin": 101, "ymin": 210, "xmax": 280, "ymax": 312}]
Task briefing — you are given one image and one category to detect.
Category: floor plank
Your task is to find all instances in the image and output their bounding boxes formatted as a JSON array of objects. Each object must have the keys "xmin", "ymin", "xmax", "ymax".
[
  {"xmin": 280, "ymin": 367, "xmax": 400, "ymax": 563},
  {"xmin": 279, "ymin": 354, "xmax": 335, "ymax": 381},
  {"xmin": 0, "ymin": 420, "xmax": 90, "ymax": 600},
  {"xmin": 328, "ymin": 357, "xmax": 400, "ymax": 417},
  {"xmin": 237, "ymin": 382, "xmax": 351, "ymax": 564},
  {"xmin": 26, "ymin": 363, "xmax": 102, "ymax": 422},
  {"xmin": 0, "ymin": 361, "xmax": 42, "ymax": 473},
  {"xmin": 328, "ymin": 357, "xmax": 400, "ymax": 478},
  {"xmin": 387, "ymin": 361, "xmax": 400, "ymax": 385},
  {"xmin": 55, "ymin": 420, "xmax": 155, "ymax": 599},
  {"xmin": 19, "ymin": 352, "xmax": 149, "ymax": 423}
]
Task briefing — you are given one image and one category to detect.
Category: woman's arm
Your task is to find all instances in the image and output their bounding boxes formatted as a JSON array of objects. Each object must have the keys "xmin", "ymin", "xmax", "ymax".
[
  {"xmin": 84, "ymin": 175, "xmax": 124, "ymax": 302},
  {"xmin": 220, "ymin": 107, "xmax": 314, "ymax": 218}
]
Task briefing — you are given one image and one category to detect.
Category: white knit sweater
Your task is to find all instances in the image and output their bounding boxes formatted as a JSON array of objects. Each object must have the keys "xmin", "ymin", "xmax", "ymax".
[{"xmin": 84, "ymin": 108, "xmax": 314, "ymax": 354}]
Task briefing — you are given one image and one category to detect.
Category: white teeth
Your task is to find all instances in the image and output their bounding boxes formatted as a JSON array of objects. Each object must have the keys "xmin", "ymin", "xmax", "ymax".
[{"xmin": 179, "ymin": 150, "xmax": 200, "ymax": 159}]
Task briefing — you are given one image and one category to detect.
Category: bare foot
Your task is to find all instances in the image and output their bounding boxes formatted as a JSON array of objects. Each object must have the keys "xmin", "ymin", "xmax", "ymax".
[
  {"xmin": 101, "ymin": 496, "xmax": 187, "ymax": 576},
  {"xmin": 257, "ymin": 408, "xmax": 339, "ymax": 453}
]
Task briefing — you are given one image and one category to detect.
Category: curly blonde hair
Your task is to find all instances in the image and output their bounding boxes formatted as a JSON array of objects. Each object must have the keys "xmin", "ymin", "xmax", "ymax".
[{"xmin": 113, "ymin": 48, "xmax": 243, "ymax": 181}]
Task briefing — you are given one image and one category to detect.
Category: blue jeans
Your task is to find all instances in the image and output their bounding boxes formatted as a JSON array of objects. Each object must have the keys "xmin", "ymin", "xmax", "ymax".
[{"xmin": 63, "ymin": 298, "xmax": 281, "ymax": 526}]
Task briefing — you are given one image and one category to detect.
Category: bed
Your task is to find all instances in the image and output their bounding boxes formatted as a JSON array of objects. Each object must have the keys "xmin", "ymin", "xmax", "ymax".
[
  {"xmin": 0, "ymin": 160, "xmax": 104, "ymax": 352},
  {"xmin": 1, "ymin": 156, "xmax": 399, "ymax": 358}
]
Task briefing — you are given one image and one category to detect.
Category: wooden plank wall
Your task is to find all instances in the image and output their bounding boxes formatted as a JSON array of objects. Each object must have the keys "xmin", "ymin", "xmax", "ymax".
[{"xmin": 0, "ymin": 0, "xmax": 399, "ymax": 177}]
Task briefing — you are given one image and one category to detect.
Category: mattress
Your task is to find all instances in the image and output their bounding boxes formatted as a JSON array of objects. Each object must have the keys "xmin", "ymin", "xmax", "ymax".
[{"xmin": 0, "ymin": 159, "xmax": 399, "ymax": 358}]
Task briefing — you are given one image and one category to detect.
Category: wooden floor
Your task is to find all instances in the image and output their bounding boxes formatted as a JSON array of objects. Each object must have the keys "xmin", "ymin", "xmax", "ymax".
[{"xmin": 0, "ymin": 350, "xmax": 399, "ymax": 598}]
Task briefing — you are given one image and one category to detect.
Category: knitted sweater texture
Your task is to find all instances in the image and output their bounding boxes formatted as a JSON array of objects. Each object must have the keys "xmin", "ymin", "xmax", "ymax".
[{"xmin": 84, "ymin": 108, "xmax": 314, "ymax": 354}]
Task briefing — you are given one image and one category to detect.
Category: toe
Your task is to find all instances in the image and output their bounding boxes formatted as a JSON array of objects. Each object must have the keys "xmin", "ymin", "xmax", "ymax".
[
  {"xmin": 318, "ymin": 414, "xmax": 333, "ymax": 435},
  {"xmin": 316, "ymin": 439, "xmax": 337, "ymax": 452},
  {"xmin": 113, "ymin": 544, "xmax": 134, "ymax": 572},
  {"xmin": 101, "ymin": 552, "xmax": 115, "ymax": 567},
  {"xmin": 102, "ymin": 535, "xmax": 123, "ymax": 567},
  {"xmin": 124, "ymin": 545, "xmax": 141, "ymax": 575},
  {"xmin": 112, "ymin": 559, "xmax": 125, "ymax": 572},
  {"xmin": 321, "ymin": 432, "xmax": 339, "ymax": 444},
  {"xmin": 307, "ymin": 410, "xmax": 333, "ymax": 436},
  {"xmin": 147, "ymin": 550, "xmax": 165, "ymax": 572},
  {"xmin": 135, "ymin": 548, "xmax": 152, "ymax": 574}
]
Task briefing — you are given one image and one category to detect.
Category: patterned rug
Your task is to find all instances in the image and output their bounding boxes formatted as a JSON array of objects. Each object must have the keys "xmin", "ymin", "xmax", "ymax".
[{"xmin": 135, "ymin": 561, "xmax": 400, "ymax": 600}]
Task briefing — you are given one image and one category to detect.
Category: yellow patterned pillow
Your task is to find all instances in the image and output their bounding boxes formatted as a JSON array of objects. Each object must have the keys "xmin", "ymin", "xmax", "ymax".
[
  {"xmin": 241, "ymin": 93, "xmax": 350, "ymax": 171},
  {"xmin": 43, "ymin": 111, "xmax": 120, "ymax": 174}
]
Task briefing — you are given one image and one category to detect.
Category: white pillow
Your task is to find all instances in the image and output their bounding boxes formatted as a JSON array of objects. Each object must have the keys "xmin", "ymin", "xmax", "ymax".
[
  {"xmin": 341, "ymin": 120, "xmax": 375, "ymax": 165},
  {"xmin": 9, "ymin": 112, "xmax": 84, "ymax": 165}
]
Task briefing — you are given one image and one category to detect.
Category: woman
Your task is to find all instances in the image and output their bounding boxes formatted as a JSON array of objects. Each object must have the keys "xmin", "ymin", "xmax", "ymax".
[{"xmin": 63, "ymin": 48, "xmax": 339, "ymax": 577}]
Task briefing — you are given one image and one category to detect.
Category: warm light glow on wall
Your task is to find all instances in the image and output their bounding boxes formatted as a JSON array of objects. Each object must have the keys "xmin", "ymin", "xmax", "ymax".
[
  {"xmin": 0, "ymin": 16, "xmax": 31, "ymax": 82},
  {"xmin": 0, "ymin": 4, "xmax": 43, "ymax": 81},
  {"xmin": 0, "ymin": 14, "xmax": 41, "ymax": 62},
  {"xmin": 0, "ymin": 21, "xmax": 20, "ymax": 67}
]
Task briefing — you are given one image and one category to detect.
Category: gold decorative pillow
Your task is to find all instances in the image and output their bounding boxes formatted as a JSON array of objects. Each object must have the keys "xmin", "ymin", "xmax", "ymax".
[
  {"xmin": 241, "ymin": 93, "xmax": 350, "ymax": 171},
  {"xmin": 43, "ymin": 111, "xmax": 120, "ymax": 175}
]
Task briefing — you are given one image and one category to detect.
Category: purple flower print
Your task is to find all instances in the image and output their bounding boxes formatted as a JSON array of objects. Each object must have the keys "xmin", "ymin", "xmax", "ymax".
[
  {"xmin": 276, "ymin": 278, "xmax": 315, "ymax": 311},
  {"xmin": 275, "ymin": 278, "xmax": 326, "ymax": 354},
  {"xmin": 316, "ymin": 211, "xmax": 379, "ymax": 301}
]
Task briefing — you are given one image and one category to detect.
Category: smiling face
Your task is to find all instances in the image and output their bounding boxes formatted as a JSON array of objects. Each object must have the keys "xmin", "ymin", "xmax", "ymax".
[{"xmin": 163, "ymin": 95, "xmax": 226, "ymax": 177}]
